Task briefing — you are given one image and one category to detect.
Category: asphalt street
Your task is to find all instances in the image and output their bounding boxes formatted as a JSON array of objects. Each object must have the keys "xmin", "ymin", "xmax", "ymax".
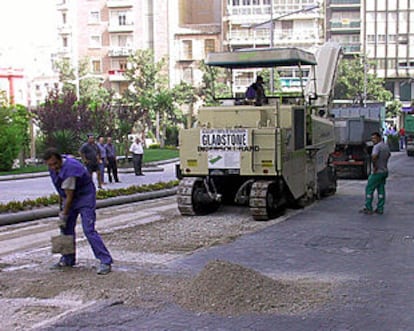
[
  {"xmin": 0, "ymin": 162, "xmax": 178, "ymax": 204},
  {"xmin": 35, "ymin": 151, "xmax": 414, "ymax": 331}
]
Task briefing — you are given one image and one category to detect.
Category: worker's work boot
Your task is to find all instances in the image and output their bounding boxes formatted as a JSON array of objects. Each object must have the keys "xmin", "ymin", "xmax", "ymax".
[{"xmin": 97, "ymin": 263, "xmax": 111, "ymax": 275}]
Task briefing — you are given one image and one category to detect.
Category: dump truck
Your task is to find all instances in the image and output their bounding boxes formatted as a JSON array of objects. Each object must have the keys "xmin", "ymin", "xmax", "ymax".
[
  {"xmin": 176, "ymin": 43, "xmax": 342, "ymax": 220},
  {"xmin": 404, "ymin": 114, "xmax": 414, "ymax": 156},
  {"xmin": 330, "ymin": 106, "xmax": 382, "ymax": 179}
]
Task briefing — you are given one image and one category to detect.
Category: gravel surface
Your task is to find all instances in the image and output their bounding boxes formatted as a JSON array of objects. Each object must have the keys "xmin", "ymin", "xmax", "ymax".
[{"xmin": 0, "ymin": 203, "xmax": 341, "ymax": 330}]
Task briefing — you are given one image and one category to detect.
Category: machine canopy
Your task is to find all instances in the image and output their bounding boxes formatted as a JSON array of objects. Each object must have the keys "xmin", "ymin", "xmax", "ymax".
[{"xmin": 205, "ymin": 48, "xmax": 317, "ymax": 69}]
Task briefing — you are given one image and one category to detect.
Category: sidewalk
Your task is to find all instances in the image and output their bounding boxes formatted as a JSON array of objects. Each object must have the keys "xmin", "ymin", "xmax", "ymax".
[
  {"xmin": 0, "ymin": 159, "xmax": 179, "ymax": 225},
  {"xmin": 38, "ymin": 152, "xmax": 414, "ymax": 331},
  {"xmin": 0, "ymin": 158, "xmax": 178, "ymax": 181}
]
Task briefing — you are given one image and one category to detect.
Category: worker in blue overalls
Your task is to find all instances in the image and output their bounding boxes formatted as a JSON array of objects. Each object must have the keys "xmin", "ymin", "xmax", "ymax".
[{"xmin": 43, "ymin": 148, "xmax": 113, "ymax": 275}]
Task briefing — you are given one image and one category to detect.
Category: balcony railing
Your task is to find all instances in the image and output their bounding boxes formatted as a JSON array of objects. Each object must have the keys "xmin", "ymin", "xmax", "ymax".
[
  {"xmin": 107, "ymin": 0, "xmax": 133, "ymax": 8},
  {"xmin": 57, "ymin": 24, "xmax": 71, "ymax": 34},
  {"xmin": 341, "ymin": 44, "xmax": 361, "ymax": 53},
  {"xmin": 108, "ymin": 47, "xmax": 134, "ymax": 57},
  {"xmin": 228, "ymin": 30, "xmax": 317, "ymax": 44},
  {"xmin": 56, "ymin": 1, "xmax": 69, "ymax": 10},
  {"xmin": 330, "ymin": 0, "xmax": 360, "ymax": 5},
  {"xmin": 108, "ymin": 69, "xmax": 127, "ymax": 82},
  {"xmin": 330, "ymin": 21, "xmax": 361, "ymax": 29},
  {"xmin": 108, "ymin": 22, "xmax": 134, "ymax": 33}
]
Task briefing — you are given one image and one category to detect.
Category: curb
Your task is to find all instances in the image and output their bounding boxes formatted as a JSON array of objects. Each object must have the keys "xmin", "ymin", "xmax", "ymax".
[
  {"xmin": 0, "ymin": 159, "xmax": 179, "ymax": 182},
  {"xmin": 0, "ymin": 188, "xmax": 177, "ymax": 226}
]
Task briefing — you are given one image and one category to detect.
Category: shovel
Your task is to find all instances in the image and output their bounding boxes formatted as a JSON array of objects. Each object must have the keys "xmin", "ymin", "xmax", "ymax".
[{"xmin": 51, "ymin": 233, "xmax": 75, "ymax": 254}]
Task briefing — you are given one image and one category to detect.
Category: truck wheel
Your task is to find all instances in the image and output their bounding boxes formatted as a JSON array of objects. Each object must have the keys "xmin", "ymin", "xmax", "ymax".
[{"xmin": 361, "ymin": 158, "xmax": 371, "ymax": 179}]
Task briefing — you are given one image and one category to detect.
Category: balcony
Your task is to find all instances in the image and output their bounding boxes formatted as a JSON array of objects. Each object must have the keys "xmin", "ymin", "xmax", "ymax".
[
  {"xmin": 56, "ymin": 0, "xmax": 69, "ymax": 11},
  {"xmin": 341, "ymin": 43, "xmax": 361, "ymax": 54},
  {"xmin": 330, "ymin": 0, "xmax": 360, "ymax": 7},
  {"xmin": 57, "ymin": 24, "xmax": 71, "ymax": 35},
  {"xmin": 108, "ymin": 22, "xmax": 134, "ymax": 33},
  {"xmin": 330, "ymin": 20, "xmax": 361, "ymax": 33},
  {"xmin": 108, "ymin": 47, "xmax": 134, "ymax": 57},
  {"xmin": 107, "ymin": 0, "xmax": 133, "ymax": 8},
  {"xmin": 108, "ymin": 69, "xmax": 128, "ymax": 82}
]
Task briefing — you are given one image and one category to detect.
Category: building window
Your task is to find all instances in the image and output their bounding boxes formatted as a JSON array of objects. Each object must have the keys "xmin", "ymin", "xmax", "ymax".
[
  {"xmin": 118, "ymin": 12, "xmax": 127, "ymax": 25},
  {"xmin": 388, "ymin": 34, "xmax": 396, "ymax": 43},
  {"xmin": 62, "ymin": 36, "xmax": 68, "ymax": 47},
  {"xmin": 183, "ymin": 67, "xmax": 193, "ymax": 84},
  {"xmin": 91, "ymin": 60, "xmax": 101, "ymax": 73},
  {"xmin": 110, "ymin": 34, "xmax": 133, "ymax": 48},
  {"xmin": 89, "ymin": 35, "xmax": 101, "ymax": 48},
  {"xmin": 89, "ymin": 11, "xmax": 100, "ymax": 24},
  {"xmin": 398, "ymin": 34, "xmax": 408, "ymax": 44},
  {"xmin": 367, "ymin": 34, "xmax": 376, "ymax": 43},
  {"xmin": 204, "ymin": 39, "xmax": 215, "ymax": 56},
  {"xmin": 387, "ymin": 59, "xmax": 396, "ymax": 69},
  {"xmin": 281, "ymin": 20, "xmax": 293, "ymax": 34},
  {"xmin": 62, "ymin": 12, "xmax": 67, "ymax": 24},
  {"xmin": 119, "ymin": 60, "xmax": 127, "ymax": 70},
  {"xmin": 377, "ymin": 34, "xmax": 386, "ymax": 44},
  {"xmin": 182, "ymin": 40, "xmax": 193, "ymax": 60},
  {"xmin": 111, "ymin": 59, "xmax": 127, "ymax": 71}
]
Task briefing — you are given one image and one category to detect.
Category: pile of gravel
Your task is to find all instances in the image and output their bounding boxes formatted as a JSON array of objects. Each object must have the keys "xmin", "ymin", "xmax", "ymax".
[{"xmin": 176, "ymin": 260, "xmax": 334, "ymax": 316}]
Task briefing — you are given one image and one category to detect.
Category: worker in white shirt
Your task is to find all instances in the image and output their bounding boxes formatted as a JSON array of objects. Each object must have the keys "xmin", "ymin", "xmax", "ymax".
[{"xmin": 129, "ymin": 137, "xmax": 144, "ymax": 176}]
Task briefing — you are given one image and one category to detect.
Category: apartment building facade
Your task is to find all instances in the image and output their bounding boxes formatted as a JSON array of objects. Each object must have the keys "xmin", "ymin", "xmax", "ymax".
[
  {"xmin": 56, "ymin": 0, "xmax": 169, "ymax": 97},
  {"xmin": 363, "ymin": 0, "xmax": 414, "ymax": 104},
  {"xmin": 325, "ymin": 0, "xmax": 361, "ymax": 57},
  {"xmin": 55, "ymin": 0, "xmax": 223, "ymax": 96},
  {"xmin": 54, "ymin": 0, "xmax": 414, "ymax": 104},
  {"xmin": 168, "ymin": 0, "xmax": 222, "ymax": 87},
  {"xmin": 224, "ymin": 0, "xmax": 324, "ymax": 95}
]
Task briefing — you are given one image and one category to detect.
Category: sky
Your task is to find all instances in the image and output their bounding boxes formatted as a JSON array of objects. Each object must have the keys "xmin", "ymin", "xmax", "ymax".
[{"xmin": 0, "ymin": 0, "xmax": 57, "ymax": 70}]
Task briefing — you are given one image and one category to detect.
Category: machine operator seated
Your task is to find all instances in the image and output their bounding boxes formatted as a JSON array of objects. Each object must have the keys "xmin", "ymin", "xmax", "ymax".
[{"xmin": 245, "ymin": 75, "xmax": 267, "ymax": 106}]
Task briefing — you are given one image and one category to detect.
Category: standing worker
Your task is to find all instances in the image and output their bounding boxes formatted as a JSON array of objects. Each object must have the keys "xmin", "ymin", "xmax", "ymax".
[
  {"xmin": 79, "ymin": 133, "xmax": 103, "ymax": 189},
  {"xmin": 360, "ymin": 132, "xmax": 391, "ymax": 215},
  {"xmin": 399, "ymin": 126, "xmax": 406, "ymax": 150},
  {"xmin": 105, "ymin": 136, "xmax": 120, "ymax": 183},
  {"xmin": 43, "ymin": 148, "xmax": 113, "ymax": 275},
  {"xmin": 129, "ymin": 136, "xmax": 144, "ymax": 176},
  {"xmin": 97, "ymin": 136, "xmax": 107, "ymax": 184}
]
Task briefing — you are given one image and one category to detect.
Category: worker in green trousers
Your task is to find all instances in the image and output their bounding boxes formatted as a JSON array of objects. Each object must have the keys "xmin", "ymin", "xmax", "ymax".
[{"xmin": 361, "ymin": 132, "xmax": 391, "ymax": 215}]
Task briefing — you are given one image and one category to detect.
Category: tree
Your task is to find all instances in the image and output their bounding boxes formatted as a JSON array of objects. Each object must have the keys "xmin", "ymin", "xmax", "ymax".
[
  {"xmin": 112, "ymin": 102, "xmax": 146, "ymax": 158},
  {"xmin": 123, "ymin": 49, "xmax": 179, "ymax": 147},
  {"xmin": 53, "ymin": 57, "xmax": 117, "ymax": 139},
  {"xmin": 0, "ymin": 105, "xmax": 30, "ymax": 171},
  {"xmin": 334, "ymin": 55, "xmax": 393, "ymax": 105},
  {"xmin": 33, "ymin": 88, "xmax": 93, "ymax": 155},
  {"xmin": 198, "ymin": 60, "xmax": 231, "ymax": 106},
  {"xmin": 172, "ymin": 81, "xmax": 198, "ymax": 129}
]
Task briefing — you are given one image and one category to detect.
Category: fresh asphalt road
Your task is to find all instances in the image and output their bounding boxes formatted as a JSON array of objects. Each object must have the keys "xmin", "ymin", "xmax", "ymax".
[
  {"xmin": 0, "ymin": 162, "xmax": 178, "ymax": 204},
  {"xmin": 38, "ymin": 151, "xmax": 414, "ymax": 330}
]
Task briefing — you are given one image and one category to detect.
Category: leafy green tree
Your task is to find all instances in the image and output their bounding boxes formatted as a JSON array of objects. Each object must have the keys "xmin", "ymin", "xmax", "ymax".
[
  {"xmin": 198, "ymin": 60, "xmax": 231, "ymax": 106},
  {"xmin": 0, "ymin": 105, "xmax": 30, "ymax": 171},
  {"xmin": 0, "ymin": 90, "xmax": 8, "ymax": 107},
  {"xmin": 172, "ymin": 81, "xmax": 197, "ymax": 128},
  {"xmin": 123, "ymin": 49, "xmax": 180, "ymax": 147},
  {"xmin": 112, "ymin": 102, "xmax": 146, "ymax": 157},
  {"xmin": 386, "ymin": 99, "xmax": 403, "ymax": 118},
  {"xmin": 259, "ymin": 69, "xmax": 282, "ymax": 94},
  {"xmin": 334, "ymin": 55, "xmax": 393, "ymax": 105}
]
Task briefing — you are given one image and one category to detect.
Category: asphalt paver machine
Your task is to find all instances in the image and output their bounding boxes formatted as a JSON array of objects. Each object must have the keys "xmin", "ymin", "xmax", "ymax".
[{"xmin": 177, "ymin": 43, "xmax": 342, "ymax": 220}]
